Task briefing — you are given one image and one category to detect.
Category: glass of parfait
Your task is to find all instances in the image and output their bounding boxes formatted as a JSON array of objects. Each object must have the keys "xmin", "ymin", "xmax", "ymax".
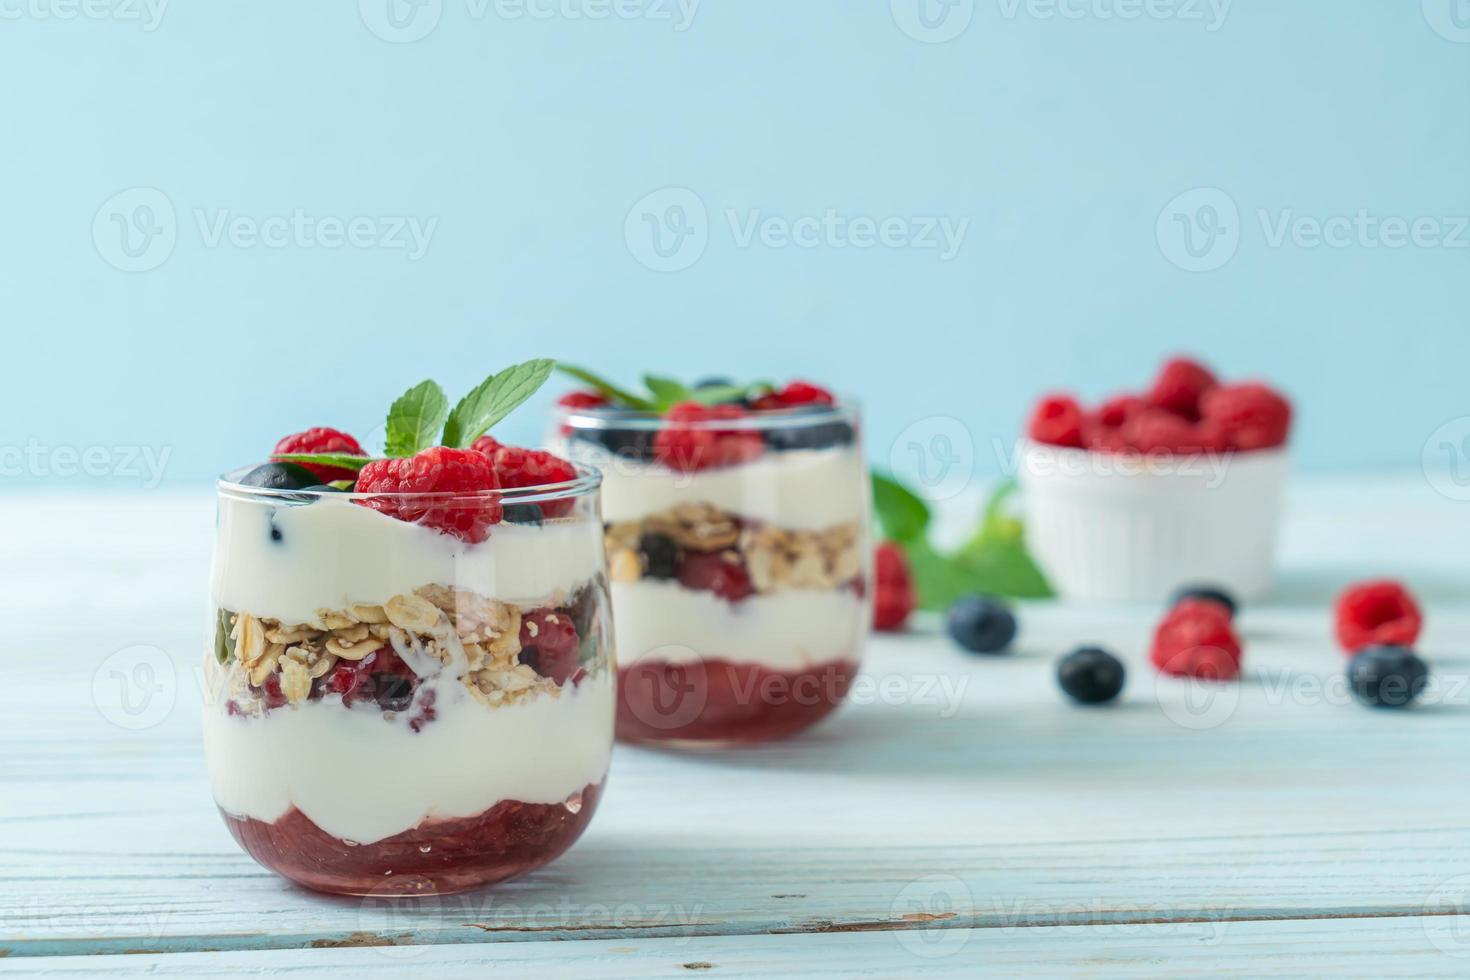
[
  {"xmin": 204, "ymin": 459, "xmax": 613, "ymax": 896},
  {"xmin": 551, "ymin": 379, "xmax": 870, "ymax": 745}
]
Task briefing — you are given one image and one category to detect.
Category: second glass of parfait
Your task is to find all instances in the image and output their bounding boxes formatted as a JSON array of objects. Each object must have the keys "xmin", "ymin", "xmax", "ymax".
[{"xmin": 552, "ymin": 378, "xmax": 870, "ymax": 745}]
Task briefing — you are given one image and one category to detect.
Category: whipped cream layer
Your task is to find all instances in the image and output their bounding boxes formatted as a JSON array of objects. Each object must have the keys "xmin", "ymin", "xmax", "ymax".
[
  {"xmin": 611, "ymin": 581, "xmax": 865, "ymax": 671},
  {"xmin": 212, "ymin": 494, "xmax": 604, "ymax": 625},
  {"xmin": 204, "ymin": 669, "xmax": 615, "ymax": 845},
  {"xmin": 559, "ymin": 443, "xmax": 867, "ymax": 530}
]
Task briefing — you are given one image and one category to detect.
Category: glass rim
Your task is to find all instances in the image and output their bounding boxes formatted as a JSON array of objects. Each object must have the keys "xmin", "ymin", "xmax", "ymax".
[
  {"xmin": 552, "ymin": 397, "xmax": 861, "ymax": 433},
  {"xmin": 217, "ymin": 460, "xmax": 603, "ymax": 505}
]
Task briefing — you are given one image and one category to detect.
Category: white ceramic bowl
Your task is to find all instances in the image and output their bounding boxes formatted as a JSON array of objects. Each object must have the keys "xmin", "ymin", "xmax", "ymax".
[{"xmin": 1018, "ymin": 440, "xmax": 1289, "ymax": 603}]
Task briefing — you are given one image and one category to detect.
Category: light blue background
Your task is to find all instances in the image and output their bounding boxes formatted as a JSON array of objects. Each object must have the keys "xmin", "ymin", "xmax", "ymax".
[{"xmin": 2, "ymin": 0, "xmax": 1466, "ymax": 488}]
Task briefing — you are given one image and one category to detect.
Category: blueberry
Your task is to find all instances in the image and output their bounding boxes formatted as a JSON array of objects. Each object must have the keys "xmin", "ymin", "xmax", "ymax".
[
  {"xmin": 238, "ymin": 462, "xmax": 319, "ymax": 491},
  {"xmin": 1347, "ymin": 646, "xmax": 1429, "ymax": 708},
  {"xmin": 694, "ymin": 377, "xmax": 735, "ymax": 390},
  {"xmin": 502, "ymin": 503, "xmax": 544, "ymax": 526},
  {"xmin": 639, "ymin": 532, "xmax": 680, "ymax": 579},
  {"xmin": 1169, "ymin": 584, "xmax": 1237, "ymax": 618},
  {"xmin": 763, "ymin": 409, "xmax": 856, "ymax": 453},
  {"xmin": 946, "ymin": 596, "xmax": 1017, "ymax": 654},
  {"xmin": 1057, "ymin": 647, "xmax": 1126, "ymax": 704},
  {"xmin": 568, "ymin": 426, "xmax": 656, "ymax": 462}
]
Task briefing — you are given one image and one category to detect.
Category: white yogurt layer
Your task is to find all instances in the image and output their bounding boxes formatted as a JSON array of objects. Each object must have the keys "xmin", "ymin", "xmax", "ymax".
[
  {"xmin": 559, "ymin": 443, "xmax": 867, "ymax": 530},
  {"xmin": 611, "ymin": 581, "xmax": 864, "ymax": 672},
  {"xmin": 204, "ymin": 669, "xmax": 615, "ymax": 845},
  {"xmin": 212, "ymin": 494, "xmax": 604, "ymax": 625}
]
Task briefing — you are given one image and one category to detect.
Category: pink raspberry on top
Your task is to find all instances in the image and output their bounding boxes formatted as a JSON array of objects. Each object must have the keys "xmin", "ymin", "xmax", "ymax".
[
  {"xmin": 1147, "ymin": 357, "xmax": 1218, "ymax": 421},
  {"xmin": 354, "ymin": 447, "xmax": 502, "ymax": 543},
  {"xmin": 557, "ymin": 390, "xmax": 610, "ymax": 410},
  {"xmin": 478, "ymin": 441, "xmax": 579, "ymax": 518},
  {"xmin": 653, "ymin": 402, "xmax": 765, "ymax": 473},
  {"xmin": 752, "ymin": 380, "xmax": 836, "ymax": 410},
  {"xmin": 272, "ymin": 427, "xmax": 366, "ymax": 483},
  {"xmin": 1027, "ymin": 394, "xmax": 1086, "ymax": 449}
]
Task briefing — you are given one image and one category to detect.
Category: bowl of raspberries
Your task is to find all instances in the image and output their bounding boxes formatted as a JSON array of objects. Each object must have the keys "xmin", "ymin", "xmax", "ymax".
[{"xmin": 1018, "ymin": 356, "xmax": 1292, "ymax": 603}]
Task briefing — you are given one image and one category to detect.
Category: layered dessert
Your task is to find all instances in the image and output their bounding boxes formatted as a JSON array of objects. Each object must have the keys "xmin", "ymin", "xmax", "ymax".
[
  {"xmin": 204, "ymin": 360, "xmax": 614, "ymax": 896},
  {"xmin": 552, "ymin": 372, "xmax": 869, "ymax": 744}
]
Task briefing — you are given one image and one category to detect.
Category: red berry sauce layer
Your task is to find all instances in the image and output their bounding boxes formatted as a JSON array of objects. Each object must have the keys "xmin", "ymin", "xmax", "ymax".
[
  {"xmin": 222, "ymin": 781, "xmax": 603, "ymax": 896},
  {"xmin": 615, "ymin": 658, "xmax": 858, "ymax": 744}
]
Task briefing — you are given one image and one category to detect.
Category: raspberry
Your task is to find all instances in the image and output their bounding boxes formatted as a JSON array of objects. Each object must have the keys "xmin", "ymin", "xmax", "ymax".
[
  {"xmin": 476, "ymin": 442, "xmax": 578, "ymax": 518},
  {"xmin": 1147, "ymin": 357, "xmax": 1218, "ymax": 420},
  {"xmin": 1150, "ymin": 599, "xmax": 1243, "ymax": 680},
  {"xmin": 678, "ymin": 551, "xmax": 755, "ymax": 602},
  {"xmin": 272, "ymin": 427, "xmax": 366, "ymax": 483},
  {"xmin": 1097, "ymin": 395, "xmax": 1147, "ymax": 429},
  {"xmin": 653, "ymin": 402, "xmax": 765, "ymax": 473},
  {"xmin": 1123, "ymin": 409, "xmax": 1225, "ymax": 455},
  {"xmin": 872, "ymin": 542, "xmax": 915, "ymax": 632},
  {"xmin": 1201, "ymin": 383, "xmax": 1292, "ymax": 452},
  {"xmin": 1335, "ymin": 580, "xmax": 1422, "ymax": 655},
  {"xmin": 518, "ymin": 609, "xmax": 581, "ymax": 685},
  {"xmin": 557, "ymin": 390, "xmax": 610, "ymax": 410},
  {"xmin": 753, "ymin": 380, "xmax": 836, "ymax": 410},
  {"xmin": 1027, "ymin": 394, "xmax": 1086, "ymax": 449},
  {"xmin": 354, "ymin": 447, "xmax": 502, "ymax": 543}
]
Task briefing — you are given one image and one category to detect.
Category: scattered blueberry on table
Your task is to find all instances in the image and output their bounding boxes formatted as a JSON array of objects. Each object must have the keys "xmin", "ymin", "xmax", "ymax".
[
  {"xmin": 1168, "ymin": 583, "xmax": 1237, "ymax": 618},
  {"xmin": 946, "ymin": 596, "xmax": 1017, "ymax": 654},
  {"xmin": 1347, "ymin": 645, "xmax": 1429, "ymax": 709},
  {"xmin": 1057, "ymin": 647, "xmax": 1126, "ymax": 705}
]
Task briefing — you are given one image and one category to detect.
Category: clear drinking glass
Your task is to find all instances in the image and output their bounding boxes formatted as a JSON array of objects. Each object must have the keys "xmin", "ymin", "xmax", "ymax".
[
  {"xmin": 203, "ymin": 467, "xmax": 613, "ymax": 896},
  {"xmin": 552, "ymin": 401, "xmax": 870, "ymax": 745}
]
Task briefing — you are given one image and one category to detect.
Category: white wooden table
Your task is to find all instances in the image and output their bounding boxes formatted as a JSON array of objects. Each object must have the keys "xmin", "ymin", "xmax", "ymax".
[{"xmin": 4, "ymin": 476, "xmax": 1470, "ymax": 976}]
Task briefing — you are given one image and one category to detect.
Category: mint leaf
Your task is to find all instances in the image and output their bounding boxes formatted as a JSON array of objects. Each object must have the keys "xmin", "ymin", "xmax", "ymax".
[
  {"xmin": 384, "ymin": 380, "xmax": 449, "ymax": 457},
  {"xmin": 689, "ymin": 383, "xmax": 751, "ymax": 406},
  {"xmin": 442, "ymin": 358, "xmax": 555, "ymax": 448},
  {"xmin": 953, "ymin": 480, "xmax": 1053, "ymax": 600},
  {"xmin": 644, "ymin": 374, "xmax": 693, "ymax": 410},
  {"xmin": 555, "ymin": 363, "xmax": 655, "ymax": 411},
  {"xmin": 273, "ymin": 453, "xmax": 377, "ymax": 472},
  {"xmin": 871, "ymin": 470, "xmax": 930, "ymax": 543}
]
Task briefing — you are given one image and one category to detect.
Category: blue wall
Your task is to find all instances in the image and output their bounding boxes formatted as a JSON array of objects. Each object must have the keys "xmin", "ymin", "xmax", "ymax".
[{"xmin": 2, "ymin": 0, "xmax": 1466, "ymax": 489}]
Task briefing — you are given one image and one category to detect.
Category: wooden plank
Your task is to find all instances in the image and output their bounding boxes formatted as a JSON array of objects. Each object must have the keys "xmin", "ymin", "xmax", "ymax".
[
  {"xmin": 4, "ymin": 916, "xmax": 1470, "ymax": 977},
  {"xmin": 3, "ymin": 481, "xmax": 1470, "ymax": 957}
]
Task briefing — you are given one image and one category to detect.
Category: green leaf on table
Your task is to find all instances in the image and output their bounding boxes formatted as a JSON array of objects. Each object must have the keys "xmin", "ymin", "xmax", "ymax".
[
  {"xmin": 443, "ymin": 358, "xmax": 556, "ymax": 447},
  {"xmin": 951, "ymin": 480, "xmax": 1054, "ymax": 601},
  {"xmin": 273, "ymin": 453, "xmax": 377, "ymax": 472},
  {"xmin": 385, "ymin": 379, "xmax": 449, "ymax": 457},
  {"xmin": 555, "ymin": 362, "xmax": 656, "ymax": 411},
  {"xmin": 871, "ymin": 470, "xmax": 931, "ymax": 543}
]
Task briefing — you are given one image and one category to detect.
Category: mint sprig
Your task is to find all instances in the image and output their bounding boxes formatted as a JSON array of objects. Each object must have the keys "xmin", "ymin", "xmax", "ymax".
[
  {"xmin": 274, "ymin": 452, "xmax": 379, "ymax": 472},
  {"xmin": 871, "ymin": 472, "xmax": 1052, "ymax": 607},
  {"xmin": 385, "ymin": 380, "xmax": 449, "ymax": 457},
  {"xmin": 556, "ymin": 364, "xmax": 766, "ymax": 412},
  {"xmin": 443, "ymin": 358, "xmax": 556, "ymax": 448},
  {"xmin": 556, "ymin": 363, "xmax": 656, "ymax": 411}
]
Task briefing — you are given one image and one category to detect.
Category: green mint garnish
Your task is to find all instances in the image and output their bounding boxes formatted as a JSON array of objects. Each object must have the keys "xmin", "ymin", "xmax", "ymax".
[
  {"xmin": 555, "ymin": 363, "xmax": 656, "ymax": 411},
  {"xmin": 871, "ymin": 472, "xmax": 1053, "ymax": 608},
  {"xmin": 443, "ymin": 358, "xmax": 556, "ymax": 448},
  {"xmin": 385, "ymin": 379, "xmax": 450, "ymax": 457},
  {"xmin": 327, "ymin": 479, "xmax": 356, "ymax": 490},
  {"xmin": 274, "ymin": 453, "xmax": 378, "ymax": 472},
  {"xmin": 642, "ymin": 374, "xmax": 694, "ymax": 409}
]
